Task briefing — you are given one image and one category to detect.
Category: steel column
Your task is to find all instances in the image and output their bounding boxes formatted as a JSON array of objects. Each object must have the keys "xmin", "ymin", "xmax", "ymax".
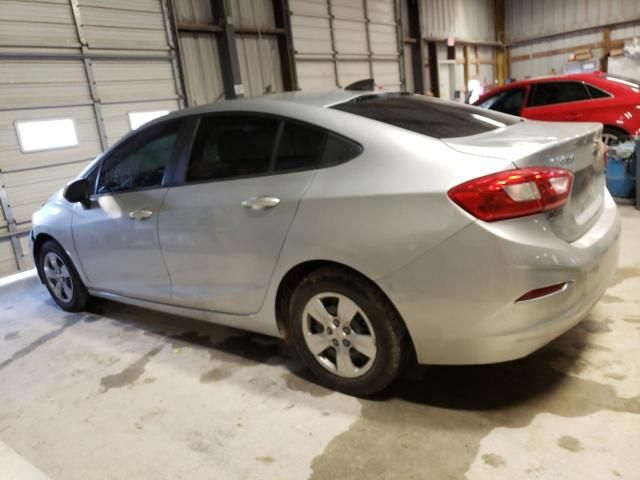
[
  {"xmin": 427, "ymin": 41, "xmax": 439, "ymax": 97},
  {"xmin": 212, "ymin": 0, "xmax": 244, "ymax": 99},
  {"xmin": 405, "ymin": 0, "xmax": 425, "ymax": 93},
  {"xmin": 272, "ymin": 0, "xmax": 298, "ymax": 91}
]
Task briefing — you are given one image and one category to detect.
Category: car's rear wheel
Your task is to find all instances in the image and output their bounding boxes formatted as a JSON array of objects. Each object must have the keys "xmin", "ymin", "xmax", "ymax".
[
  {"xmin": 289, "ymin": 267, "xmax": 409, "ymax": 395},
  {"xmin": 39, "ymin": 240, "xmax": 88, "ymax": 312}
]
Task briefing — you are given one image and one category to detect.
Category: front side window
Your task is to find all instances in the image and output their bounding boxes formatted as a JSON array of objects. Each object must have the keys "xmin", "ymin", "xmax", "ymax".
[
  {"xmin": 187, "ymin": 116, "xmax": 279, "ymax": 182},
  {"xmin": 97, "ymin": 121, "xmax": 179, "ymax": 194},
  {"xmin": 333, "ymin": 93, "xmax": 519, "ymax": 139},
  {"xmin": 528, "ymin": 82, "xmax": 590, "ymax": 107}
]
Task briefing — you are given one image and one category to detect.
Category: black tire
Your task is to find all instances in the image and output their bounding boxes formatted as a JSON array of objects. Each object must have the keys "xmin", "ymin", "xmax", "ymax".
[
  {"xmin": 602, "ymin": 126, "xmax": 627, "ymax": 146},
  {"xmin": 39, "ymin": 240, "xmax": 88, "ymax": 312},
  {"xmin": 289, "ymin": 266, "xmax": 410, "ymax": 396}
]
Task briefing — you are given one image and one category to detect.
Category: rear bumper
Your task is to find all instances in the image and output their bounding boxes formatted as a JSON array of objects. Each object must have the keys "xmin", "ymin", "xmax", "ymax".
[{"xmin": 377, "ymin": 191, "xmax": 621, "ymax": 365}]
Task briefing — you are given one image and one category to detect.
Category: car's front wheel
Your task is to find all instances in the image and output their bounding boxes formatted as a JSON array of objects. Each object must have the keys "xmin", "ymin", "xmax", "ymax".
[
  {"xmin": 39, "ymin": 240, "xmax": 88, "ymax": 312},
  {"xmin": 289, "ymin": 267, "xmax": 409, "ymax": 395}
]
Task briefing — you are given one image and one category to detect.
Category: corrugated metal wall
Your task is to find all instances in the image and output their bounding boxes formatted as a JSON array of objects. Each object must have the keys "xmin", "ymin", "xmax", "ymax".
[
  {"xmin": 0, "ymin": 0, "xmax": 182, "ymax": 277},
  {"xmin": 421, "ymin": 0, "xmax": 495, "ymax": 43},
  {"xmin": 507, "ymin": 0, "xmax": 640, "ymax": 79},
  {"xmin": 290, "ymin": 0, "xmax": 403, "ymax": 91},
  {"xmin": 507, "ymin": 0, "xmax": 640, "ymax": 44},
  {"xmin": 175, "ymin": 0, "xmax": 285, "ymax": 105}
]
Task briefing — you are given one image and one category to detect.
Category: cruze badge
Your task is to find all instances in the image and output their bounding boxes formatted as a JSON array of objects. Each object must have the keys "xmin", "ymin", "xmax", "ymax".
[{"xmin": 550, "ymin": 153, "xmax": 575, "ymax": 166}]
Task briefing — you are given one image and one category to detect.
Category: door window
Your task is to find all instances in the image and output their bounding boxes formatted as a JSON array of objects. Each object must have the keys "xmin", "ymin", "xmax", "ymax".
[
  {"xmin": 528, "ymin": 82, "xmax": 590, "ymax": 107},
  {"xmin": 187, "ymin": 116, "xmax": 279, "ymax": 182},
  {"xmin": 97, "ymin": 122, "xmax": 179, "ymax": 194}
]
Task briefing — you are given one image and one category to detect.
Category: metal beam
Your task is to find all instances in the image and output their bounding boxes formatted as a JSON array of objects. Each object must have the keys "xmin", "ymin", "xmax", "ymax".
[
  {"xmin": 0, "ymin": 172, "xmax": 26, "ymax": 271},
  {"xmin": 69, "ymin": 0, "xmax": 108, "ymax": 151},
  {"xmin": 426, "ymin": 41, "xmax": 439, "ymax": 97},
  {"xmin": 362, "ymin": 0, "xmax": 374, "ymax": 79},
  {"xmin": 162, "ymin": 0, "xmax": 187, "ymax": 108},
  {"xmin": 405, "ymin": 0, "xmax": 425, "ymax": 93},
  {"xmin": 326, "ymin": 0, "xmax": 340, "ymax": 88},
  {"xmin": 272, "ymin": 0, "xmax": 298, "ymax": 91},
  {"xmin": 394, "ymin": 0, "xmax": 406, "ymax": 91},
  {"xmin": 211, "ymin": 0, "xmax": 244, "ymax": 99},
  {"xmin": 494, "ymin": 0, "xmax": 506, "ymax": 85}
]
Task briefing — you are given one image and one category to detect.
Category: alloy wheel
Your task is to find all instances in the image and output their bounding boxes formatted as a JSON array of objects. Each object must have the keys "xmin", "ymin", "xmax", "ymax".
[
  {"xmin": 301, "ymin": 292, "xmax": 377, "ymax": 378},
  {"xmin": 43, "ymin": 252, "xmax": 74, "ymax": 303}
]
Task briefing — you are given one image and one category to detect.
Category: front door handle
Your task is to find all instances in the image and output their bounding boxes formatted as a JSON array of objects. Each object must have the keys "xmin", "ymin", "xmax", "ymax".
[
  {"xmin": 241, "ymin": 196, "xmax": 281, "ymax": 211},
  {"xmin": 128, "ymin": 209, "xmax": 153, "ymax": 221}
]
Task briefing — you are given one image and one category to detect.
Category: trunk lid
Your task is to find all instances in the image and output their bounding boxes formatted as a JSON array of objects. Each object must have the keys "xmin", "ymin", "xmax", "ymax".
[{"xmin": 443, "ymin": 121, "xmax": 606, "ymax": 242}]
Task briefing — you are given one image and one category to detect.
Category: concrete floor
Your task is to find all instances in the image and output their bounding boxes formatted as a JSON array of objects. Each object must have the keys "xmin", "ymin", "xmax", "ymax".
[{"xmin": 1, "ymin": 206, "xmax": 639, "ymax": 480}]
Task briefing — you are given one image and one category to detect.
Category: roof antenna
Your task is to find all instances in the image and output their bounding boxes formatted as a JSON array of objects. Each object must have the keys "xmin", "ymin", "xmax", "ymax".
[{"xmin": 344, "ymin": 78, "xmax": 375, "ymax": 91}]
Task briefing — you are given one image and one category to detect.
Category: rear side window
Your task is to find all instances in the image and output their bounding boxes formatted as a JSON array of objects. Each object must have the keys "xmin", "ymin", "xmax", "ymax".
[
  {"xmin": 274, "ymin": 122, "xmax": 326, "ymax": 172},
  {"xmin": 187, "ymin": 116, "xmax": 279, "ymax": 182},
  {"xmin": 332, "ymin": 93, "xmax": 518, "ymax": 139},
  {"xmin": 586, "ymin": 84, "xmax": 611, "ymax": 99},
  {"xmin": 323, "ymin": 133, "xmax": 362, "ymax": 164},
  {"xmin": 528, "ymin": 82, "xmax": 590, "ymax": 107}
]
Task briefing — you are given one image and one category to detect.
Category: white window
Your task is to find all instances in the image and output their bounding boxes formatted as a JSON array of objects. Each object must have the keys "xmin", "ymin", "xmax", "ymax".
[
  {"xmin": 15, "ymin": 118, "xmax": 78, "ymax": 153},
  {"xmin": 128, "ymin": 110, "xmax": 170, "ymax": 130}
]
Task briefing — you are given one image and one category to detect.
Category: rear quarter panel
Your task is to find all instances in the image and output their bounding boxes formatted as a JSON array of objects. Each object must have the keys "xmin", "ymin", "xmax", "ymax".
[{"xmin": 270, "ymin": 114, "xmax": 515, "ymax": 284}]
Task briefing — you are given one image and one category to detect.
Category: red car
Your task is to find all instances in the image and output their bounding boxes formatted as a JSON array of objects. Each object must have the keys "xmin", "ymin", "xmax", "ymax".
[{"xmin": 473, "ymin": 72, "xmax": 640, "ymax": 144}]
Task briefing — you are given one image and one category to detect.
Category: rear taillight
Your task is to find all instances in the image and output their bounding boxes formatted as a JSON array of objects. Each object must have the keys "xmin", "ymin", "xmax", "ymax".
[{"xmin": 447, "ymin": 167, "xmax": 573, "ymax": 222}]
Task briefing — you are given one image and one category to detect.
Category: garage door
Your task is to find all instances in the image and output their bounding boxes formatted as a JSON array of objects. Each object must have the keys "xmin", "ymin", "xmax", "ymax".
[
  {"xmin": 0, "ymin": 0, "xmax": 183, "ymax": 277},
  {"xmin": 290, "ymin": 0, "xmax": 403, "ymax": 91}
]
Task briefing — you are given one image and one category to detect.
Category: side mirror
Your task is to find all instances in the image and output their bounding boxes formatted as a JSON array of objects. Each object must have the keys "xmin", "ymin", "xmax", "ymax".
[{"xmin": 63, "ymin": 178, "xmax": 91, "ymax": 204}]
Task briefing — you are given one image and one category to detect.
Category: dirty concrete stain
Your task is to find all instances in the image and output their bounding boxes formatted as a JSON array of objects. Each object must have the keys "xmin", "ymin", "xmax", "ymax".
[
  {"xmin": 256, "ymin": 456, "xmax": 274, "ymax": 464},
  {"xmin": 143, "ymin": 377, "xmax": 156, "ymax": 384},
  {"xmin": 570, "ymin": 341, "xmax": 611, "ymax": 353},
  {"xmin": 308, "ymin": 345, "xmax": 640, "ymax": 480},
  {"xmin": 557, "ymin": 435, "xmax": 583, "ymax": 452},
  {"xmin": 83, "ymin": 314, "xmax": 101, "ymax": 323},
  {"xmin": 600, "ymin": 294, "xmax": 626, "ymax": 304},
  {"xmin": 482, "ymin": 453, "xmax": 506, "ymax": 468},
  {"xmin": 284, "ymin": 370, "xmax": 332, "ymax": 398},
  {"xmin": 0, "ymin": 317, "xmax": 80, "ymax": 371},
  {"xmin": 200, "ymin": 366, "xmax": 233, "ymax": 383},
  {"xmin": 610, "ymin": 265, "xmax": 640, "ymax": 287},
  {"xmin": 604, "ymin": 372, "xmax": 627, "ymax": 381},
  {"xmin": 3, "ymin": 331, "xmax": 20, "ymax": 341},
  {"xmin": 99, "ymin": 345, "xmax": 163, "ymax": 393},
  {"xmin": 579, "ymin": 319, "xmax": 612, "ymax": 334},
  {"xmin": 623, "ymin": 315, "xmax": 640, "ymax": 324}
]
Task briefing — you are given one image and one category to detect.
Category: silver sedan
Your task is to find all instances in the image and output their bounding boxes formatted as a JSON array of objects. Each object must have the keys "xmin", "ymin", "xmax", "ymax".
[{"xmin": 30, "ymin": 90, "xmax": 620, "ymax": 395}]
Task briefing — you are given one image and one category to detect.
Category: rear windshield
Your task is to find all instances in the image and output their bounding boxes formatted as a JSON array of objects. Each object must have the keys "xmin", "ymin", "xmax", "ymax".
[{"xmin": 331, "ymin": 93, "xmax": 520, "ymax": 139}]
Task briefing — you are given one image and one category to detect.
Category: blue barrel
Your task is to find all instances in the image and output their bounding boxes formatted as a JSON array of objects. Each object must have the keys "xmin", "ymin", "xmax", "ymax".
[{"xmin": 606, "ymin": 154, "xmax": 636, "ymax": 199}]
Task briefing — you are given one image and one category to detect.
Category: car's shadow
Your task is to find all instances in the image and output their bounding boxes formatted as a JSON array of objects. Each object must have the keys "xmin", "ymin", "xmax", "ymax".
[{"xmin": 84, "ymin": 297, "xmax": 590, "ymax": 411}]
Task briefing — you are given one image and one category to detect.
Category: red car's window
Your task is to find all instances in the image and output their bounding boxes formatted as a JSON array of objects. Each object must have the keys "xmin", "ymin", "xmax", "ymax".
[
  {"xmin": 479, "ymin": 88, "xmax": 526, "ymax": 116},
  {"xmin": 585, "ymin": 84, "xmax": 611, "ymax": 99},
  {"xmin": 528, "ymin": 82, "xmax": 590, "ymax": 107}
]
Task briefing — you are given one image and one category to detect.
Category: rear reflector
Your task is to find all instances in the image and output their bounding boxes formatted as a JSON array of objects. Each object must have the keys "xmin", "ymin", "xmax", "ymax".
[
  {"xmin": 447, "ymin": 167, "xmax": 573, "ymax": 222},
  {"xmin": 515, "ymin": 282, "xmax": 569, "ymax": 302}
]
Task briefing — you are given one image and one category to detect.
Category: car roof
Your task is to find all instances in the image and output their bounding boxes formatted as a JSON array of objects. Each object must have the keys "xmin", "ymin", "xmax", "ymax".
[{"xmin": 163, "ymin": 89, "xmax": 377, "ymax": 122}]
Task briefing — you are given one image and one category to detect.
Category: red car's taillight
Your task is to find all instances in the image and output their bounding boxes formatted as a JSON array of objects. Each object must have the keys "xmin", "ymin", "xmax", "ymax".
[{"xmin": 447, "ymin": 168, "xmax": 573, "ymax": 222}]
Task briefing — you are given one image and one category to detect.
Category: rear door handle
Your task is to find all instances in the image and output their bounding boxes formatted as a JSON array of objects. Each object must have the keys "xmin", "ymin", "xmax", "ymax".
[
  {"xmin": 241, "ymin": 196, "xmax": 281, "ymax": 211},
  {"xmin": 128, "ymin": 209, "xmax": 153, "ymax": 220}
]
